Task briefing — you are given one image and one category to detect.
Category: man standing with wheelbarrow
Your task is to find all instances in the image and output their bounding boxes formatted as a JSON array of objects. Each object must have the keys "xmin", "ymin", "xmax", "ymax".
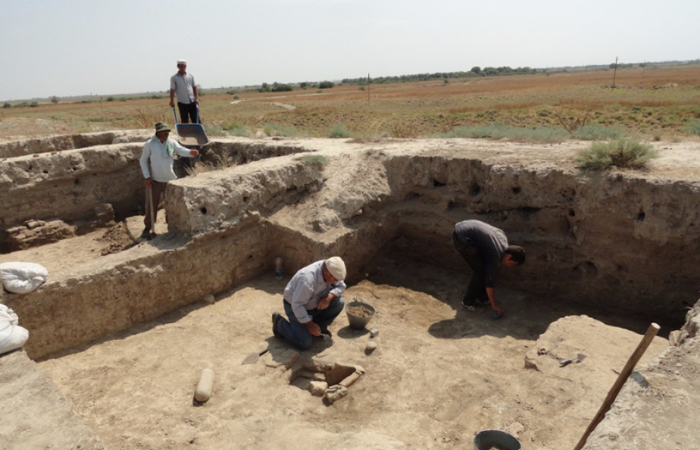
[
  {"xmin": 169, "ymin": 59, "xmax": 199, "ymax": 123},
  {"xmin": 139, "ymin": 122, "xmax": 198, "ymax": 240}
]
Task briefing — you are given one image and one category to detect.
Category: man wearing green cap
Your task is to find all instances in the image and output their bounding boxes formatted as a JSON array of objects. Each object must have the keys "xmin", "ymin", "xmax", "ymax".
[{"xmin": 139, "ymin": 122, "xmax": 198, "ymax": 239}]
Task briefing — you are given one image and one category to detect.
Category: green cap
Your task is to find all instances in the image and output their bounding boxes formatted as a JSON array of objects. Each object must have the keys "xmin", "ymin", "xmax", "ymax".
[{"xmin": 155, "ymin": 122, "xmax": 171, "ymax": 132}]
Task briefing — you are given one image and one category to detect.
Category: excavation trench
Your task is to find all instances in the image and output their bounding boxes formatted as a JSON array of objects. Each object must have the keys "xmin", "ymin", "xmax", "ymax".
[{"xmin": 1, "ymin": 135, "xmax": 699, "ymax": 449}]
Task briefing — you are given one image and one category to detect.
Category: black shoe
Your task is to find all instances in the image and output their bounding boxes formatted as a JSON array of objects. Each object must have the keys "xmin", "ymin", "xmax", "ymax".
[
  {"xmin": 320, "ymin": 329, "xmax": 332, "ymax": 339},
  {"xmin": 271, "ymin": 312, "xmax": 282, "ymax": 339},
  {"xmin": 139, "ymin": 229, "xmax": 151, "ymax": 240}
]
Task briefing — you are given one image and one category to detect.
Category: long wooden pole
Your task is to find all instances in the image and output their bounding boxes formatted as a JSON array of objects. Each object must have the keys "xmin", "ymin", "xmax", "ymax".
[{"xmin": 573, "ymin": 323, "xmax": 660, "ymax": 450}]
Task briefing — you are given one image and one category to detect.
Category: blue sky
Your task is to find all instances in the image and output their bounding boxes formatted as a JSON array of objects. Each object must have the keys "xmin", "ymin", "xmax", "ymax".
[{"xmin": 1, "ymin": 0, "xmax": 699, "ymax": 101}]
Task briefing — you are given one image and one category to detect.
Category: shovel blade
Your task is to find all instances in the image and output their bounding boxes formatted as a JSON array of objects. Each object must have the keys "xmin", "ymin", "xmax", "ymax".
[{"xmin": 241, "ymin": 348, "xmax": 268, "ymax": 365}]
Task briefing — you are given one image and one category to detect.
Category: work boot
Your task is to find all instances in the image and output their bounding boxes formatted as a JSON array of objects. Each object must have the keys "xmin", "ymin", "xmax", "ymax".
[
  {"xmin": 271, "ymin": 312, "xmax": 283, "ymax": 339},
  {"xmin": 139, "ymin": 228, "xmax": 151, "ymax": 240}
]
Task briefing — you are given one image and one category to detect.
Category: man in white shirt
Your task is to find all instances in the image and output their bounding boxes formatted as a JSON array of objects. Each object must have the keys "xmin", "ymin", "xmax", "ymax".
[
  {"xmin": 169, "ymin": 59, "xmax": 199, "ymax": 123},
  {"xmin": 272, "ymin": 257, "xmax": 347, "ymax": 350},
  {"xmin": 139, "ymin": 122, "xmax": 198, "ymax": 239}
]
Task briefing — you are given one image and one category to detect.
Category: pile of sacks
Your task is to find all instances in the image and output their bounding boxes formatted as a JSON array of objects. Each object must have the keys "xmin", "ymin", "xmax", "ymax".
[
  {"xmin": 0, "ymin": 304, "xmax": 28, "ymax": 355},
  {"xmin": 0, "ymin": 262, "xmax": 47, "ymax": 356}
]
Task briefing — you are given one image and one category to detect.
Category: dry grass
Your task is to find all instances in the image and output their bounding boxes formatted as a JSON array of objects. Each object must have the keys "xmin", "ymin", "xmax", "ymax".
[{"xmin": 2, "ymin": 65, "xmax": 700, "ymax": 141}]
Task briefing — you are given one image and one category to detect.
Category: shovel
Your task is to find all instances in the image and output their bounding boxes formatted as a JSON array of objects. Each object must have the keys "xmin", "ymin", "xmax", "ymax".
[{"xmin": 242, "ymin": 348, "xmax": 269, "ymax": 365}]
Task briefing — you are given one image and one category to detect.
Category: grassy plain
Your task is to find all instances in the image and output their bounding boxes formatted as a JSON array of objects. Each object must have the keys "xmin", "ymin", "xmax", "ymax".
[{"xmin": 2, "ymin": 65, "xmax": 700, "ymax": 142}]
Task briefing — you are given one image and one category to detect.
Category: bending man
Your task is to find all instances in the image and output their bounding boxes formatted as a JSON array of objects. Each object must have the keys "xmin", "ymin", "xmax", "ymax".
[
  {"xmin": 272, "ymin": 257, "xmax": 347, "ymax": 350},
  {"xmin": 452, "ymin": 220, "xmax": 525, "ymax": 318}
]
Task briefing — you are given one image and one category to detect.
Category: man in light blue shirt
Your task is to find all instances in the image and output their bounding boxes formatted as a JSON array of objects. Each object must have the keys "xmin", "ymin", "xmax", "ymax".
[
  {"xmin": 272, "ymin": 257, "xmax": 347, "ymax": 350},
  {"xmin": 139, "ymin": 122, "xmax": 198, "ymax": 239},
  {"xmin": 169, "ymin": 59, "xmax": 199, "ymax": 123}
]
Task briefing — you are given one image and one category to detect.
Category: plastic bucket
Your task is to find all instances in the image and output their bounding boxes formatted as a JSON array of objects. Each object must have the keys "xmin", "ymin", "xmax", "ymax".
[
  {"xmin": 346, "ymin": 301, "xmax": 376, "ymax": 329},
  {"xmin": 473, "ymin": 430, "xmax": 521, "ymax": 450}
]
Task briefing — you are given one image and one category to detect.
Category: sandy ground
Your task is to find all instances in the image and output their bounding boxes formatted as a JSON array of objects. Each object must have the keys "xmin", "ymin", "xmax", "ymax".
[{"xmin": 35, "ymin": 250, "xmax": 668, "ymax": 450}]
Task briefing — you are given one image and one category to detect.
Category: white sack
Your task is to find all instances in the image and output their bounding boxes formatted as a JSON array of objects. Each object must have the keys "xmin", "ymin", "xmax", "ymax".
[
  {"xmin": 0, "ymin": 262, "xmax": 48, "ymax": 294},
  {"xmin": 0, "ymin": 304, "xmax": 29, "ymax": 355}
]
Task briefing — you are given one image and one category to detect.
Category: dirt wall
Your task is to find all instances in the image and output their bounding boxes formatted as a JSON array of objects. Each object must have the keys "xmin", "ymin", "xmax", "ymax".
[
  {"xmin": 0, "ymin": 130, "xmax": 150, "ymax": 158},
  {"xmin": 380, "ymin": 152, "xmax": 700, "ymax": 325}
]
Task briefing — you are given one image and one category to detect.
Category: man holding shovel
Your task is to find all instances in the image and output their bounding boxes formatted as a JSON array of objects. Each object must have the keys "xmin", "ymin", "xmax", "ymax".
[
  {"xmin": 139, "ymin": 122, "xmax": 198, "ymax": 239},
  {"xmin": 453, "ymin": 220, "xmax": 525, "ymax": 318},
  {"xmin": 272, "ymin": 257, "xmax": 347, "ymax": 350}
]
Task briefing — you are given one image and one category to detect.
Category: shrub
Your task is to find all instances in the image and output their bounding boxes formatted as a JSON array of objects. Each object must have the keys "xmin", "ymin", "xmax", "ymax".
[
  {"xmin": 203, "ymin": 124, "xmax": 225, "ymax": 136},
  {"xmin": 50, "ymin": 96, "xmax": 60, "ymax": 104},
  {"xmin": 576, "ymin": 139, "xmax": 658, "ymax": 170},
  {"xmin": 318, "ymin": 81, "xmax": 334, "ymax": 89},
  {"xmin": 2, "ymin": 102, "xmax": 10, "ymax": 109},
  {"xmin": 441, "ymin": 124, "xmax": 568, "ymax": 143},
  {"xmin": 263, "ymin": 123, "xmax": 305, "ymax": 137},
  {"xmin": 684, "ymin": 119, "xmax": 700, "ymax": 136},
  {"xmin": 271, "ymin": 82, "xmax": 293, "ymax": 92},
  {"xmin": 572, "ymin": 124, "xmax": 625, "ymax": 141},
  {"xmin": 29, "ymin": 101, "xmax": 38, "ymax": 107},
  {"xmin": 299, "ymin": 154, "xmax": 329, "ymax": 166},
  {"xmin": 328, "ymin": 124, "xmax": 351, "ymax": 138},
  {"xmin": 222, "ymin": 122, "xmax": 249, "ymax": 136},
  {"xmin": 106, "ymin": 96, "xmax": 115, "ymax": 102}
]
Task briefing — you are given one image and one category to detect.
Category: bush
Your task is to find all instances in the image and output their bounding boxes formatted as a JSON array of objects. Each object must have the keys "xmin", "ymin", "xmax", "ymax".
[
  {"xmin": 328, "ymin": 124, "xmax": 351, "ymax": 138},
  {"xmin": 318, "ymin": 81, "xmax": 335, "ymax": 89},
  {"xmin": 50, "ymin": 96, "xmax": 60, "ymax": 104},
  {"xmin": 222, "ymin": 122, "xmax": 249, "ymax": 136},
  {"xmin": 2, "ymin": 102, "xmax": 10, "ymax": 109},
  {"xmin": 29, "ymin": 101, "xmax": 38, "ymax": 107},
  {"xmin": 441, "ymin": 124, "xmax": 568, "ymax": 143},
  {"xmin": 263, "ymin": 123, "xmax": 305, "ymax": 137},
  {"xmin": 576, "ymin": 139, "xmax": 658, "ymax": 170},
  {"xmin": 572, "ymin": 124, "xmax": 625, "ymax": 141},
  {"xmin": 271, "ymin": 82, "xmax": 293, "ymax": 92},
  {"xmin": 684, "ymin": 119, "xmax": 700, "ymax": 136}
]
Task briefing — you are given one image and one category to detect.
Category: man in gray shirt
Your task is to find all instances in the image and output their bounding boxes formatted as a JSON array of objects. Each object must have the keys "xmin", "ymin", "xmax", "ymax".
[
  {"xmin": 169, "ymin": 59, "xmax": 199, "ymax": 123},
  {"xmin": 272, "ymin": 257, "xmax": 347, "ymax": 350},
  {"xmin": 453, "ymin": 220, "xmax": 525, "ymax": 318}
]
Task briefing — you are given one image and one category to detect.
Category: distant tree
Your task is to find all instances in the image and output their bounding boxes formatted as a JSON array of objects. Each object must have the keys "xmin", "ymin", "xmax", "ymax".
[
  {"xmin": 271, "ymin": 82, "xmax": 293, "ymax": 92},
  {"xmin": 299, "ymin": 82, "xmax": 308, "ymax": 89},
  {"xmin": 29, "ymin": 101, "xmax": 39, "ymax": 107},
  {"xmin": 259, "ymin": 82, "xmax": 271, "ymax": 93},
  {"xmin": 319, "ymin": 81, "xmax": 335, "ymax": 89},
  {"xmin": 2, "ymin": 102, "xmax": 10, "ymax": 109},
  {"xmin": 470, "ymin": 66, "xmax": 481, "ymax": 74},
  {"xmin": 50, "ymin": 95, "xmax": 60, "ymax": 104}
]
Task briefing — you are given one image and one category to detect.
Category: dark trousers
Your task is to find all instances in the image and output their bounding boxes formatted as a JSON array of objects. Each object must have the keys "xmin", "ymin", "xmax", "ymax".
[
  {"xmin": 452, "ymin": 231, "xmax": 488, "ymax": 306},
  {"xmin": 143, "ymin": 181, "xmax": 168, "ymax": 230},
  {"xmin": 277, "ymin": 297, "xmax": 345, "ymax": 350},
  {"xmin": 177, "ymin": 102, "xmax": 199, "ymax": 124}
]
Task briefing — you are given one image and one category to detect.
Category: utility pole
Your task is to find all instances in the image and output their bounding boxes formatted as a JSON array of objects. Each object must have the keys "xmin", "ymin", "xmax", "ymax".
[
  {"xmin": 611, "ymin": 56, "xmax": 618, "ymax": 89},
  {"xmin": 367, "ymin": 73, "xmax": 370, "ymax": 105}
]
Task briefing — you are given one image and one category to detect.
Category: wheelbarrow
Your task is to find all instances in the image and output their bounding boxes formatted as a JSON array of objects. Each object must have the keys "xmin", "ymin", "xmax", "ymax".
[{"xmin": 172, "ymin": 106, "xmax": 209, "ymax": 147}]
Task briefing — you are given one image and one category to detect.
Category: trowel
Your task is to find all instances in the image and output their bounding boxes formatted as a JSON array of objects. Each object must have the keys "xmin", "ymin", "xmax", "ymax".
[
  {"xmin": 242, "ymin": 348, "xmax": 269, "ymax": 365},
  {"xmin": 560, "ymin": 353, "xmax": 586, "ymax": 367}
]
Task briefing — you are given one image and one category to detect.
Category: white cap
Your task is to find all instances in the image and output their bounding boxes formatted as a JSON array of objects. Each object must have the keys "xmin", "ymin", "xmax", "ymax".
[
  {"xmin": 325, "ymin": 257, "xmax": 346, "ymax": 281},
  {"xmin": 177, "ymin": 59, "xmax": 187, "ymax": 65}
]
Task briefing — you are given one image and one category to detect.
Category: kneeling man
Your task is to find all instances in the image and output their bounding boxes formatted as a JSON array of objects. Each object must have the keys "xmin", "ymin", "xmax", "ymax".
[{"xmin": 272, "ymin": 257, "xmax": 346, "ymax": 350}]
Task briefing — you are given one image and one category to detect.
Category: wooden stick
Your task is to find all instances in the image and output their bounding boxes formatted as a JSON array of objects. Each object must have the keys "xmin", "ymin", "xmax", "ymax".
[
  {"xmin": 573, "ymin": 323, "xmax": 660, "ymax": 450},
  {"xmin": 147, "ymin": 183, "xmax": 155, "ymax": 234}
]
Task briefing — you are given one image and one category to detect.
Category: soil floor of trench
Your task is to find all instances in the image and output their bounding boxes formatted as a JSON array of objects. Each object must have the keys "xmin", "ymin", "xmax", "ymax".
[{"xmin": 34, "ymin": 240, "xmax": 667, "ymax": 450}]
